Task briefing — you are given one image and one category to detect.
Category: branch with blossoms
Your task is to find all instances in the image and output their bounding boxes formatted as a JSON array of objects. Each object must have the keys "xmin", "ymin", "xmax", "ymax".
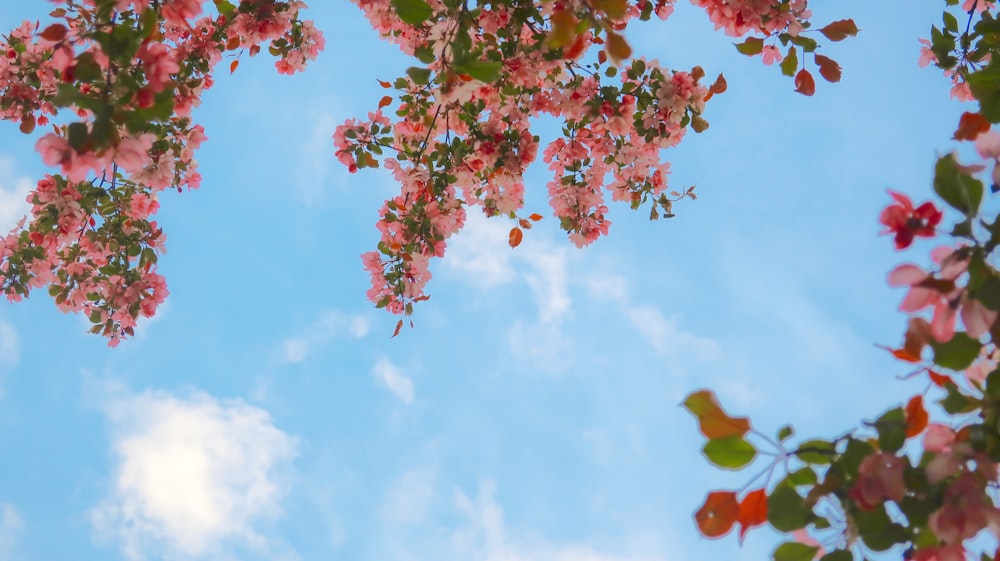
[
  {"xmin": 0, "ymin": 0, "xmax": 324, "ymax": 346},
  {"xmin": 336, "ymin": 0, "xmax": 856, "ymax": 328},
  {"xmin": 689, "ymin": 4, "xmax": 1000, "ymax": 559}
]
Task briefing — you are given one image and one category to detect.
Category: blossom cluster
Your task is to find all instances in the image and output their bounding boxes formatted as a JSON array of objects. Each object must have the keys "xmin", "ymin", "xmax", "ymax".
[{"xmin": 0, "ymin": 1, "xmax": 323, "ymax": 345}]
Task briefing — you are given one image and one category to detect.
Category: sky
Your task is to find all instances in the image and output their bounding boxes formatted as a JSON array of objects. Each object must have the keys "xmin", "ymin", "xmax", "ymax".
[{"xmin": 0, "ymin": 2, "xmax": 978, "ymax": 561}]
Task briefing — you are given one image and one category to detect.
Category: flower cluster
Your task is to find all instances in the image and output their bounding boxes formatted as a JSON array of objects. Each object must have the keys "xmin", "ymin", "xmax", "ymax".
[{"xmin": 0, "ymin": 1, "xmax": 323, "ymax": 345}]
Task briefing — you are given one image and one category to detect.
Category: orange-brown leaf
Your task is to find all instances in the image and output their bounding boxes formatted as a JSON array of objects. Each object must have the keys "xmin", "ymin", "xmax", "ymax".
[
  {"xmin": 378, "ymin": 79, "xmax": 392, "ymax": 88},
  {"xmin": 683, "ymin": 390, "xmax": 751, "ymax": 439},
  {"xmin": 378, "ymin": 95, "xmax": 393, "ymax": 109},
  {"xmin": 794, "ymin": 68, "xmax": 815, "ymax": 96},
  {"xmin": 819, "ymin": 19, "xmax": 859, "ymax": 42},
  {"xmin": 39, "ymin": 23, "xmax": 67, "ymax": 42},
  {"xmin": 229, "ymin": 59, "xmax": 239, "ymax": 74},
  {"xmin": 226, "ymin": 36, "xmax": 240, "ymax": 50},
  {"xmin": 695, "ymin": 491, "xmax": 739, "ymax": 539},
  {"xmin": 392, "ymin": 319, "xmax": 403, "ymax": 338},
  {"xmin": 509, "ymin": 226, "xmax": 523, "ymax": 248},
  {"xmin": 519, "ymin": 218, "xmax": 532, "ymax": 229},
  {"xmin": 18, "ymin": 115, "xmax": 35, "ymax": 134},
  {"xmin": 814, "ymin": 54, "xmax": 842, "ymax": 83},
  {"xmin": 606, "ymin": 31, "xmax": 632, "ymax": 64},
  {"xmin": 529, "ymin": 213, "xmax": 543, "ymax": 222},
  {"xmin": 926, "ymin": 369, "xmax": 951, "ymax": 388},
  {"xmin": 954, "ymin": 112, "xmax": 991, "ymax": 141},
  {"xmin": 737, "ymin": 488, "xmax": 768, "ymax": 543},
  {"xmin": 905, "ymin": 395, "xmax": 929, "ymax": 438}
]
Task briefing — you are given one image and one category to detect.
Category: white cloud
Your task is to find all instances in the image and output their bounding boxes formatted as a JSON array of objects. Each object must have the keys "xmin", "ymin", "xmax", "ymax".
[
  {"xmin": 380, "ymin": 468, "xmax": 434, "ymax": 525},
  {"xmin": 91, "ymin": 388, "xmax": 298, "ymax": 560},
  {"xmin": 625, "ymin": 306, "xmax": 719, "ymax": 361},
  {"xmin": 279, "ymin": 309, "xmax": 370, "ymax": 364},
  {"xmin": 449, "ymin": 480, "xmax": 673, "ymax": 561},
  {"xmin": 0, "ymin": 320, "xmax": 18, "ymax": 366},
  {"xmin": 0, "ymin": 503, "xmax": 22, "ymax": 561},
  {"xmin": 294, "ymin": 113, "xmax": 338, "ymax": 205},
  {"xmin": 372, "ymin": 356, "xmax": 414, "ymax": 404},
  {"xmin": 0, "ymin": 158, "xmax": 31, "ymax": 233},
  {"xmin": 444, "ymin": 212, "xmax": 517, "ymax": 288}
]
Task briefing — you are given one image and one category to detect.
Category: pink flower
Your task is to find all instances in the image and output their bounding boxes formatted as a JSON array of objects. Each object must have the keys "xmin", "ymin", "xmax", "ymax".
[
  {"xmin": 761, "ymin": 45, "xmax": 782, "ymax": 66},
  {"xmin": 849, "ymin": 453, "xmax": 906, "ymax": 510},
  {"xmin": 975, "ymin": 130, "xmax": 1000, "ymax": 159},
  {"xmin": 924, "ymin": 424, "xmax": 956, "ymax": 453},
  {"xmin": 137, "ymin": 42, "xmax": 180, "ymax": 93},
  {"xmin": 918, "ymin": 38, "xmax": 937, "ymax": 68}
]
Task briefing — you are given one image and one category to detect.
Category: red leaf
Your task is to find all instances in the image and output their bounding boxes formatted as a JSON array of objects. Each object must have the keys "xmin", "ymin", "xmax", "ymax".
[
  {"xmin": 683, "ymin": 390, "xmax": 751, "ymax": 439},
  {"xmin": 695, "ymin": 491, "xmax": 739, "ymax": 539},
  {"xmin": 392, "ymin": 319, "xmax": 403, "ymax": 338},
  {"xmin": 378, "ymin": 79, "xmax": 392, "ymax": 88},
  {"xmin": 737, "ymin": 488, "xmax": 768, "ymax": 543},
  {"xmin": 877, "ymin": 344, "xmax": 921, "ymax": 363},
  {"xmin": 794, "ymin": 69, "xmax": 815, "ymax": 96},
  {"xmin": 39, "ymin": 23, "xmax": 67, "ymax": 42},
  {"xmin": 229, "ymin": 59, "xmax": 239, "ymax": 74},
  {"xmin": 819, "ymin": 19, "xmax": 859, "ymax": 42},
  {"xmin": 954, "ymin": 112, "xmax": 991, "ymax": 141},
  {"xmin": 378, "ymin": 95, "xmax": 393, "ymax": 109},
  {"xmin": 508, "ymin": 226, "xmax": 523, "ymax": 248},
  {"xmin": 529, "ymin": 213, "xmax": 543, "ymax": 222},
  {"xmin": 18, "ymin": 114, "xmax": 35, "ymax": 134},
  {"xmin": 926, "ymin": 369, "xmax": 951, "ymax": 388},
  {"xmin": 814, "ymin": 54, "xmax": 842, "ymax": 83},
  {"xmin": 905, "ymin": 395, "xmax": 929, "ymax": 438}
]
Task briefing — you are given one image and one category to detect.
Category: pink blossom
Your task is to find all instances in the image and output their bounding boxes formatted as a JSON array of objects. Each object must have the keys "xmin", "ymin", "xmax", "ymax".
[
  {"xmin": 924, "ymin": 424, "xmax": 956, "ymax": 453},
  {"xmin": 761, "ymin": 45, "xmax": 782, "ymax": 66}
]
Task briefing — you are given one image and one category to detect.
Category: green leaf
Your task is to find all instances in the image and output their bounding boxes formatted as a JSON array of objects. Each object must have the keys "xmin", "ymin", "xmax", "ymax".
[
  {"xmin": 930, "ymin": 332, "xmax": 983, "ymax": 370},
  {"xmin": 842, "ymin": 438, "xmax": 874, "ymax": 478},
  {"xmin": 785, "ymin": 467, "xmax": 818, "ymax": 486},
  {"xmin": 701, "ymin": 436, "xmax": 757, "ymax": 469},
  {"xmin": 780, "ymin": 47, "xmax": 798, "ymax": 77},
  {"xmin": 391, "ymin": 0, "xmax": 433, "ymax": 25},
  {"xmin": 933, "ymin": 154, "xmax": 984, "ymax": 215},
  {"xmin": 767, "ymin": 485, "xmax": 810, "ymax": 532},
  {"xmin": 795, "ymin": 439, "xmax": 835, "ymax": 464},
  {"xmin": 735, "ymin": 37, "xmax": 764, "ymax": 56},
  {"xmin": 406, "ymin": 66, "xmax": 432, "ymax": 85},
  {"xmin": 789, "ymin": 35, "xmax": 818, "ymax": 52},
  {"xmin": 973, "ymin": 275, "xmax": 1000, "ymax": 311},
  {"xmin": 67, "ymin": 122, "xmax": 89, "ymax": 151},
  {"xmin": 819, "ymin": 551, "xmax": 853, "ymax": 561},
  {"xmin": 939, "ymin": 381, "xmax": 977, "ymax": 414},
  {"xmin": 454, "ymin": 60, "xmax": 502, "ymax": 83},
  {"xmin": 777, "ymin": 425, "xmax": 794, "ymax": 442},
  {"xmin": 874, "ymin": 407, "xmax": 906, "ymax": 453},
  {"xmin": 943, "ymin": 11, "xmax": 959, "ymax": 32},
  {"xmin": 773, "ymin": 542, "xmax": 820, "ymax": 561}
]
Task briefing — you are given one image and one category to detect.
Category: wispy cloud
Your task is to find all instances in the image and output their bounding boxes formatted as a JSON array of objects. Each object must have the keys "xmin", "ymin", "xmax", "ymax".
[
  {"xmin": 0, "ymin": 503, "xmax": 22, "ymax": 561},
  {"xmin": 379, "ymin": 468, "xmax": 434, "ymax": 525},
  {"xmin": 450, "ymin": 480, "xmax": 676, "ymax": 561},
  {"xmin": 372, "ymin": 356, "xmax": 415, "ymax": 405},
  {"xmin": 280, "ymin": 310, "xmax": 370, "ymax": 364},
  {"xmin": 0, "ymin": 157, "xmax": 31, "ymax": 232},
  {"xmin": 294, "ymin": 113, "xmax": 338, "ymax": 205},
  {"xmin": 91, "ymin": 388, "xmax": 298, "ymax": 560}
]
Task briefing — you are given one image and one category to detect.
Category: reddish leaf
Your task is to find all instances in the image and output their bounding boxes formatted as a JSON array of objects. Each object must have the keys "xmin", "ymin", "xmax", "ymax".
[
  {"xmin": 683, "ymin": 390, "xmax": 751, "ymax": 439},
  {"xmin": 737, "ymin": 488, "xmax": 768, "ymax": 543},
  {"xmin": 529, "ymin": 213, "xmax": 543, "ymax": 222},
  {"xmin": 229, "ymin": 59, "xmax": 239, "ymax": 74},
  {"xmin": 877, "ymin": 344, "xmax": 921, "ymax": 363},
  {"xmin": 518, "ymin": 218, "xmax": 532, "ymax": 229},
  {"xmin": 814, "ymin": 54, "xmax": 842, "ymax": 83},
  {"xmin": 905, "ymin": 395, "xmax": 929, "ymax": 438},
  {"xmin": 926, "ymin": 369, "xmax": 951, "ymax": 388},
  {"xmin": 39, "ymin": 23, "xmax": 67, "ymax": 42},
  {"xmin": 18, "ymin": 114, "xmax": 35, "ymax": 134},
  {"xmin": 695, "ymin": 491, "xmax": 739, "ymax": 539},
  {"xmin": 954, "ymin": 112, "xmax": 991, "ymax": 141},
  {"xmin": 378, "ymin": 79, "xmax": 392, "ymax": 88},
  {"xmin": 392, "ymin": 319, "xmax": 403, "ymax": 338},
  {"xmin": 378, "ymin": 95, "xmax": 393, "ymax": 109},
  {"xmin": 819, "ymin": 19, "xmax": 859, "ymax": 42},
  {"xmin": 226, "ymin": 36, "xmax": 240, "ymax": 50},
  {"xmin": 794, "ymin": 69, "xmax": 815, "ymax": 96},
  {"xmin": 509, "ymin": 227, "xmax": 523, "ymax": 248}
]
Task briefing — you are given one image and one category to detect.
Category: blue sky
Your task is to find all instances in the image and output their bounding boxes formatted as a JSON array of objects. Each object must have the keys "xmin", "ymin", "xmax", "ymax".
[{"xmin": 0, "ymin": 2, "xmax": 974, "ymax": 560}]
